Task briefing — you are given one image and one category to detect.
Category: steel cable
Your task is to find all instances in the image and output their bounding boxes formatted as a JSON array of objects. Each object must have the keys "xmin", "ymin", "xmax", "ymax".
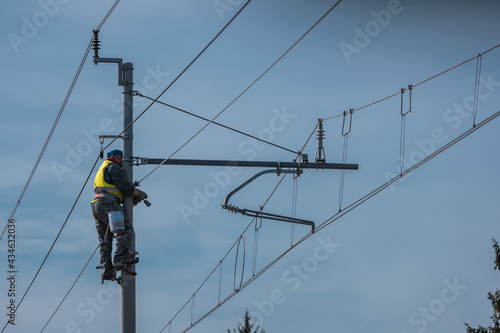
[
  {"xmin": 136, "ymin": 0, "xmax": 345, "ymax": 184},
  {"xmin": 321, "ymin": 43, "xmax": 500, "ymax": 122},
  {"xmin": 102, "ymin": 0, "xmax": 253, "ymax": 153},
  {"xmin": 136, "ymin": 93, "xmax": 298, "ymax": 154},
  {"xmin": 32, "ymin": 4, "xmax": 254, "ymax": 331},
  {"xmin": 1, "ymin": 0, "xmax": 122, "ymax": 243},
  {"xmin": 170, "ymin": 108, "xmax": 500, "ymax": 333},
  {"xmin": 1, "ymin": 156, "xmax": 101, "ymax": 333},
  {"xmin": 39, "ymin": 247, "xmax": 98, "ymax": 333}
]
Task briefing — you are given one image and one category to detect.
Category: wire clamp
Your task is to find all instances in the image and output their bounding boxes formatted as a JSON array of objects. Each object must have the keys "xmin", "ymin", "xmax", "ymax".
[
  {"xmin": 401, "ymin": 84, "xmax": 413, "ymax": 116},
  {"xmin": 133, "ymin": 157, "xmax": 148, "ymax": 166},
  {"xmin": 341, "ymin": 109, "xmax": 353, "ymax": 136}
]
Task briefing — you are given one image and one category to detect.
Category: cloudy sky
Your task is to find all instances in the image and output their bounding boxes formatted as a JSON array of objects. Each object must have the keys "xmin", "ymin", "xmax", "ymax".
[{"xmin": 1, "ymin": 0, "xmax": 500, "ymax": 332}]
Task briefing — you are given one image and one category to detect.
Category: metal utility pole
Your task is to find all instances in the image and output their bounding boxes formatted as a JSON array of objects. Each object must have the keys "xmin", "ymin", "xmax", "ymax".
[
  {"xmin": 121, "ymin": 62, "xmax": 135, "ymax": 333},
  {"xmin": 93, "ymin": 30, "xmax": 136, "ymax": 333}
]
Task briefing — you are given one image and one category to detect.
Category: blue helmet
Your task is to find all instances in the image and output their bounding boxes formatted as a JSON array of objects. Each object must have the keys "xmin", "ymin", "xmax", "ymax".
[{"xmin": 107, "ymin": 149, "xmax": 123, "ymax": 158}]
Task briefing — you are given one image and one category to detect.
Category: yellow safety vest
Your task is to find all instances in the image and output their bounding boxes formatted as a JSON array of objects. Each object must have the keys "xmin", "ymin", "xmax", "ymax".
[{"xmin": 93, "ymin": 159, "xmax": 124, "ymax": 202}]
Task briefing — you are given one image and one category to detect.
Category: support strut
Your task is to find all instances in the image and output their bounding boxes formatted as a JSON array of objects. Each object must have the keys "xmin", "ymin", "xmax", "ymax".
[{"xmin": 221, "ymin": 169, "xmax": 316, "ymax": 230}]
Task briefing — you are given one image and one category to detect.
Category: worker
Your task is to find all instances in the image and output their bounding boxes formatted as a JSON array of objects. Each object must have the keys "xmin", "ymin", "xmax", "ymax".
[{"xmin": 91, "ymin": 149, "xmax": 148, "ymax": 281}]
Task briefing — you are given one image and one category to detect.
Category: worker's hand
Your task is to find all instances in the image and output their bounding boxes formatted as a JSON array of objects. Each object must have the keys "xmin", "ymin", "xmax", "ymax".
[{"xmin": 133, "ymin": 188, "xmax": 148, "ymax": 206}]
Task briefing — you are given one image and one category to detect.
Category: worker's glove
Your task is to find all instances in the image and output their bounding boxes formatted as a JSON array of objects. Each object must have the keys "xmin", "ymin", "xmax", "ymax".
[{"xmin": 133, "ymin": 188, "xmax": 148, "ymax": 206}]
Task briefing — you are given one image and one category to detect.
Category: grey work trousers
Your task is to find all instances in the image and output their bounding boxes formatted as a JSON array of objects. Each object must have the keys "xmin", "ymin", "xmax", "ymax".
[{"xmin": 91, "ymin": 197, "xmax": 134, "ymax": 274}]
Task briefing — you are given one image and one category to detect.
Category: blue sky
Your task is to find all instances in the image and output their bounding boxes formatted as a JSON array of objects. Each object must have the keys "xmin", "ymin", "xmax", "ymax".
[{"xmin": 1, "ymin": 0, "xmax": 500, "ymax": 332}]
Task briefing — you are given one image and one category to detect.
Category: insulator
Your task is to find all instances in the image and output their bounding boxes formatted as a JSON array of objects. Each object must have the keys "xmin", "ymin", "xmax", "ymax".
[
  {"xmin": 224, "ymin": 204, "xmax": 240, "ymax": 214},
  {"xmin": 316, "ymin": 128, "xmax": 325, "ymax": 140},
  {"xmin": 314, "ymin": 119, "xmax": 326, "ymax": 164},
  {"xmin": 316, "ymin": 120, "xmax": 325, "ymax": 140},
  {"xmin": 92, "ymin": 30, "xmax": 100, "ymax": 59}
]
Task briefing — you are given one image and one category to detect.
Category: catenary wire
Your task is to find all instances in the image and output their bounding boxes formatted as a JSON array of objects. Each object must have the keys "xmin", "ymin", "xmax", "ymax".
[
  {"xmin": 102, "ymin": 0, "xmax": 253, "ymax": 153},
  {"xmin": 159, "ymin": 172, "xmax": 290, "ymax": 333},
  {"xmin": 45, "ymin": 38, "xmax": 497, "ymax": 331},
  {"xmin": 136, "ymin": 93, "xmax": 299, "ymax": 154},
  {"xmin": 1, "ymin": 156, "xmax": 101, "ymax": 333},
  {"xmin": 32, "ymin": 4, "xmax": 495, "ymax": 332},
  {"xmin": 39, "ymin": 247, "xmax": 98, "ymax": 333},
  {"xmin": 159, "ymin": 4, "xmax": 350, "ymax": 329},
  {"xmin": 316, "ymin": 109, "xmax": 500, "ymax": 233},
  {"xmin": 38, "ymin": 13, "xmax": 492, "ymax": 333},
  {"xmin": 166, "ymin": 108, "xmax": 500, "ymax": 333},
  {"xmin": 158, "ymin": 40, "xmax": 500, "ymax": 329},
  {"xmin": 321, "ymin": 43, "xmax": 500, "ymax": 121},
  {"xmin": 138, "ymin": 0, "xmax": 345, "ymax": 184},
  {"xmin": 15, "ymin": 3, "xmax": 252, "ymax": 330},
  {"xmin": 1, "ymin": 0, "xmax": 122, "ymax": 244},
  {"xmin": 21, "ymin": 3, "xmax": 254, "ymax": 330},
  {"xmin": 160, "ymin": 39, "xmax": 500, "ymax": 329}
]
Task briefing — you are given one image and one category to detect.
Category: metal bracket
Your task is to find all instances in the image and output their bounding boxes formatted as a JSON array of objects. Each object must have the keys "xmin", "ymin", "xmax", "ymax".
[
  {"xmin": 133, "ymin": 157, "xmax": 149, "ymax": 166},
  {"xmin": 92, "ymin": 30, "xmax": 125, "ymax": 86},
  {"xmin": 401, "ymin": 84, "xmax": 413, "ymax": 117},
  {"xmin": 341, "ymin": 109, "xmax": 353, "ymax": 136},
  {"xmin": 221, "ymin": 169, "xmax": 315, "ymax": 231},
  {"xmin": 99, "ymin": 135, "xmax": 123, "ymax": 142},
  {"xmin": 99, "ymin": 135, "xmax": 124, "ymax": 159}
]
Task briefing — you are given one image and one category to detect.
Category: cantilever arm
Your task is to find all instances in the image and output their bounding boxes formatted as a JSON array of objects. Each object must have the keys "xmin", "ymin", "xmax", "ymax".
[
  {"xmin": 222, "ymin": 169, "xmax": 301, "ymax": 208},
  {"xmin": 222, "ymin": 168, "xmax": 315, "ymax": 230}
]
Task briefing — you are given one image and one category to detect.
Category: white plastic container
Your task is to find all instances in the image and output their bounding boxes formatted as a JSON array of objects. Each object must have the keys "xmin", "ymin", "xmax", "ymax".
[{"xmin": 108, "ymin": 211, "xmax": 124, "ymax": 233}]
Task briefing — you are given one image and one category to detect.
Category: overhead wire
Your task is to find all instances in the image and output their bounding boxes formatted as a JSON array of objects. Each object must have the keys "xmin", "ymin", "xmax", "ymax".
[
  {"xmin": 39, "ymin": 247, "xmax": 98, "ymax": 333},
  {"xmin": 30, "ymin": 2, "xmax": 255, "ymax": 330},
  {"xmin": 1, "ymin": 156, "xmax": 101, "ymax": 333},
  {"xmin": 159, "ymin": 1, "xmax": 349, "ymax": 331},
  {"xmin": 315, "ymin": 109, "xmax": 500, "ymax": 233},
  {"xmin": 159, "ymin": 172, "xmax": 290, "ymax": 333},
  {"xmin": 0, "ymin": 0, "xmax": 122, "ymax": 244},
  {"xmin": 1, "ymin": 1, "xmax": 122, "ymax": 329},
  {"xmin": 101, "ymin": 0, "xmax": 253, "ymax": 153},
  {"xmin": 158, "ymin": 38, "xmax": 500, "ymax": 330},
  {"xmin": 28, "ymin": 3, "xmax": 498, "ymax": 333},
  {"xmin": 36, "ymin": 14, "xmax": 499, "ymax": 333},
  {"xmin": 138, "ymin": 0, "xmax": 345, "ymax": 185},
  {"xmin": 136, "ymin": 93, "xmax": 299, "ymax": 154},
  {"xmin": 321, "ymin": 43, "xmax": 500, "ymax": 121},
  {"xmin": 163, "ymin": 106, "xmax": 500, "ymax": 333}
]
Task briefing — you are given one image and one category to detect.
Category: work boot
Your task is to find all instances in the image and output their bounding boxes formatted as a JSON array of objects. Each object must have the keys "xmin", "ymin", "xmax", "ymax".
[
  {"xmin": 113, "ymin": 253, "xmax": 139, "ymax": 271},
  {"xmin": 113, "ymin": 259, "xmax": 127, "ymax": 271},
  {"xmin": 101, "ymin": 269, "xmax": 116, "ymax": 281}
]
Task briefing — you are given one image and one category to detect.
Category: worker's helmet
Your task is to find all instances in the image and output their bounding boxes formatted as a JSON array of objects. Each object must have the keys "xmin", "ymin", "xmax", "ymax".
[{"xmin": 107, "ymin": 149, "xmax": 123, "ymax": 158}]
